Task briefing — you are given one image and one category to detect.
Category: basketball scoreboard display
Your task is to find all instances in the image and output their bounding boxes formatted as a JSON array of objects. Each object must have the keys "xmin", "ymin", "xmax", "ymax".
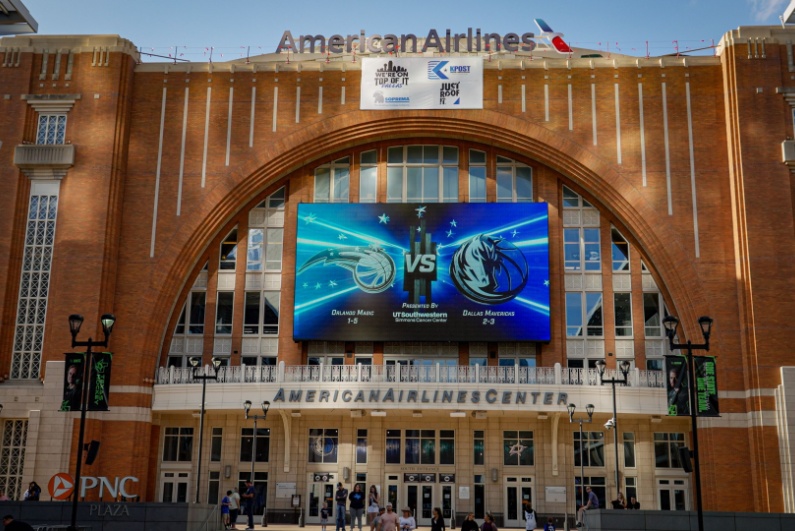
[{"xmin": 293, "ymin": 203, "xmax": 550, "ymax": 342}]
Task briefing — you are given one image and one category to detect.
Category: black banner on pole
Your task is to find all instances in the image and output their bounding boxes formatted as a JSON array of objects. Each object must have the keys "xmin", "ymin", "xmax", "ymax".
[
  {"xmin": 61, "ymin": 353, "xmax": 85, "ymax": 412},
  {"xmin": 665, "ymin": 355, "xmax": 719, "ymax": 417},
  {"xmin": 87, "ymin": 351, "xmax": 113, "ymax": 411},
  {"xmin": 694, "ymin": 356, "xmax": 719, "ymax": 417},
  {"xmin": 665, "ymin": 355, "xmax": 690, "ymax": 416}
]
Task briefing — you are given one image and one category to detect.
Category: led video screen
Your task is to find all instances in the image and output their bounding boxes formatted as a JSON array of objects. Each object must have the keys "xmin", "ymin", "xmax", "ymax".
[{"xmin": 293, "ymin": 203, "xmax": 550, "ymax": 342}]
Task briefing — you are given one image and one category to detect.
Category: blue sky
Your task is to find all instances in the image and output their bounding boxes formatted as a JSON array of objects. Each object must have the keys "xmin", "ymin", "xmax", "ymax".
[{"xmin": 19, "ymin": 0, "xmax": 795, "ymax": 61}]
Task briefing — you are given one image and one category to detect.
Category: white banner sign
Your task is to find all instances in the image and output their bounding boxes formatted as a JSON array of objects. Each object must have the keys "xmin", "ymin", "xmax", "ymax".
[{"xmin": 360, "ymin": 57, "xmax": 483, "ymax": 110}]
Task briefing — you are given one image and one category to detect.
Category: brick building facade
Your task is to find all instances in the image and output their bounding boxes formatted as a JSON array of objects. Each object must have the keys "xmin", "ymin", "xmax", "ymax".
[{"xmin": 1, "ymin": 20, "xmax": 794, "ymax": 523}]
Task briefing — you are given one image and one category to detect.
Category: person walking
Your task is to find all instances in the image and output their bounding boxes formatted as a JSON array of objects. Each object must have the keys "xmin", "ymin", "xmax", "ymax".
[
  {"xmin": 379, "ymin": 503, "xmax": 399, "ymax": 531},
  {"xmin": 430, "ymin": 507, "xmax": 445, "ymax": 531},
  {"xmin": 371, "ymin": 507, "xmax": 385, "ymax": 531},
  {"xmin": 399, "ymin": 508, "xmax": 416, "ymax": 531},
  {"xmin": 242, "ymin": 480, "xmax": 256, "ymax": 530},
  {"xmin": 460, "ymin": 513, "xmax": 479, "ymax": 531},
  {"xmin": 367, "ymin": 485, "xmax": 380, "ymax": 526},
  {"xmin": 335, "ymin": 482, "xmax": 349, "ymax": 531},
  {"xmin": 349, "ymin": 484, "xmax": 366, "ymax": 531},
  {"xmin": 481, "ymin": 513, "xmax": 497, "ymax": 531}
]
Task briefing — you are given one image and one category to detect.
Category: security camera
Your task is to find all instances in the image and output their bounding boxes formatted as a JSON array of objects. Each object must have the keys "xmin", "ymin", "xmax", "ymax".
[{"xmin": 604, "ymin": 418, "xmax": 615, "ymax": 429}]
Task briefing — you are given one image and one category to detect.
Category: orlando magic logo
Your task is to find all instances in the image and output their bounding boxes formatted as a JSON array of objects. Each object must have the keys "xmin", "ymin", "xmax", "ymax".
[
  {"xmin": 449, "ymin": 234, "xmax": 529, "ymax": 305},
  {"xmin": 297, "ymin": 245, "xmax": 396, "ymax": 293}
]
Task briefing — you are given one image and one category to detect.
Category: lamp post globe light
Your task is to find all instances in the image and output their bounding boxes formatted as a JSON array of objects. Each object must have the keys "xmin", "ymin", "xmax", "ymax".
[
  {"xmin": 190, "ymin": 356, "xmax": 222, "ymax": 504},
  {"xmin": 567, "ymin": 403, "xmax": 594, "ymax": 520},
  {"xmin": 67, "ymin": 313, "xmax": 116, "ymax": 531},
  {"xmin": 662, "ymin": 315, "xmax": 712, "ymax": 531},
  {"xmin": 595, "ymin": 358, "xmax": 631, "ymax": 502},
  {"xmin": 244, "ymin": 400, "xmax": 271, "ymax": 526}
]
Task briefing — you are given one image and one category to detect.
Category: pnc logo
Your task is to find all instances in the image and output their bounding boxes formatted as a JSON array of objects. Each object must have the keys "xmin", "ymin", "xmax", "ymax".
[{"xmin": 49, "ymin": 472, "xmax": 75, "ymax": 500}]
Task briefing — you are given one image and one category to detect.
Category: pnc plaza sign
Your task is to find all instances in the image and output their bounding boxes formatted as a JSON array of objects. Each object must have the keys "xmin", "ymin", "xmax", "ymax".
[{"xmin": 49, "ymin": 471, "xmax": 139, "ymax": 501}]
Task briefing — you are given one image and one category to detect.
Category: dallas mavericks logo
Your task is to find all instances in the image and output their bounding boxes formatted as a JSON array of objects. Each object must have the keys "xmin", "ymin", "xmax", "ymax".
[{"xmin": 449, "ymin": 235, "xmax": 528, "ymax": 305}]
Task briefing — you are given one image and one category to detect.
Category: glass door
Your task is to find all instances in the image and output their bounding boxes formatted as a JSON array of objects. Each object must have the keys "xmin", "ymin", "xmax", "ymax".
[
  {"xmin": 160, "ymin": 471, "xmax": 189, "ymax": 503},
  {"xmin": 307, "ymin": 475, "xmax": 336, "ymax": 524},
  {"xmin": 657, "ymin": 478, "xmax": 689, "ymax": 510},
  {"xmin": 503, "ymin": 476, "xmax": 533, "ymax": 528}
]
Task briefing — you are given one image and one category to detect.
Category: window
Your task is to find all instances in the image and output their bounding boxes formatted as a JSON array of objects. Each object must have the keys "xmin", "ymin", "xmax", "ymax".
[
  {"xmin": 644, "ymin": 293, "xmax": 666, "ymax": 337},
  {"xmin": 474, "ymin": 430, "xmax": 485, "ymax": 466},
  {"xmin": 564, "ymin": 228, "xmax": 601, "ymax": 271},
  {"xmin": 0, "ymin": 420, "xmax": 28, "ymax": 500},
  {"xmin": 215, "ymin": 292, "xmax": 234, "ymax": 334},
  {"xmin": 386, "ymin": 145, "xmax": 458, "ymax": 202},
  {"xmin": 624, "ymin": 476, "xmax": 637, "ymax": 502},
  {"xmin": 503, "ymin": 430, "xmax": 534, "ymax": 466},
  {"xmin": 573, "ymin": 431, "xmax": 604, "ymax": 467},
  {"xmin": 240, "ymin": 427, "xmax": 271, "ymax": 462},
  {"xmin": 611, "ymin": 229, "xmax": 630, "ymax": 271},
  {"xmin": 646, "ymin": 359, "xmax": 663, "ymax": 372},
  {"xmin": 12, "ymin": 192, "xmax": 58, "ymax": 379},
  {"xmin": 469, "ymin": 150, "xmax": 487, "ymax": 202},
  {"xmin": 623, "ymin": 433, "xmax": 636, "ymax": 468},
  {"xmin": 385, "ymin": 430, "xmax": 454, "ymax": 465},
  {"xmin": 173, "ymin": 292, "xmax": 206, "ymax": 336},
  {"xmin": 220, "ymin": 229, "xmax": 238, "ymax": 271},
  {"xmin": 654, "ymin": 433, "xmax": 685, "ymax": 468},
  {"xmin": 211, "ymin": 427, "xmax": 223, "ymax": 462},
  {"xmin": 309, "ymin": 428, "xmax": 339, "ymax": 463},
  {"xmin": 566, "ymin": 292, "xmax": 603, "ymax": 337},
  {"xmin": 315, "ymin": 157, "xmax": 350, "ymax": 203},
  {"xmin": 614, "ymin": 293, "xmax": 632, "ymax": 337},
  {"xmin": 163, "ymin": 427, "xmax": 194, "ymax": 462},
  {"xmin": 243, "ymin": 291, "xmax": 280, "ymax": 335},
  {"xmin": 496, "ymin": 156, "xmax": 532, "ymax": 202},
  {"xmin": 247, "ymin": 228, "xmax": 285, "ymax": 272},
  {"xmin": 36, "ymin": 114, "xmax": 66, "ymax": 144},
  {"xmin": 356, "ymin": 429, "xmax": 368, "ymax": 464},
  {"xmin": 360, "ymin": 150, "xmax": 378, "ymax": 203},
  {"xmin": 208, "ymin": 470, "xmax": 221, "ymax": 505}
]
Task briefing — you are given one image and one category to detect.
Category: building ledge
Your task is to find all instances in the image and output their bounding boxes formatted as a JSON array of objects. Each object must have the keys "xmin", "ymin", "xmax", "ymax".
[{"xmin": 14, "ymin": 143, "xmax": 74, "ymax": 179}]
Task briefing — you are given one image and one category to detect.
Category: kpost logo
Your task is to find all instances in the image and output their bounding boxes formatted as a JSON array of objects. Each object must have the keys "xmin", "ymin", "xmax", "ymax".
[{"xmin": 428, "ymin": 60, "xmax": 471, "ymax": 80}]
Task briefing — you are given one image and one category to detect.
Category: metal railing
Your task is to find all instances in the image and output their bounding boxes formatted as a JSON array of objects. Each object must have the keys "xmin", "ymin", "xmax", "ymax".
[{"xmin": 156, "ymin": 363, "xmax": 665, "ymax": 388}]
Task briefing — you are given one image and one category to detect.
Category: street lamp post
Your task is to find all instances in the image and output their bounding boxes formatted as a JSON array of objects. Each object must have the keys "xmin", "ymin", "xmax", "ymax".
[
  {"xmin": 67, "ymin": 313, "xmax": 116, "ymax": 531},
  {"xmin": 567, "ymin": 403, "xmax": 594, "ymax": 518},
  {"xmin": 662, "ymin": 315, "xmax": 712, "ymax": 531},
  {"xmin": 244, "ymin": 400, "xmax": 271, "ymax": 526},
  {"xmin": 595, "ymin": 359, "xmax": 631, "ymax": 502},
  {"xmin": 190, "ymin": 356, "xmax": 222, "ymax": 504}
]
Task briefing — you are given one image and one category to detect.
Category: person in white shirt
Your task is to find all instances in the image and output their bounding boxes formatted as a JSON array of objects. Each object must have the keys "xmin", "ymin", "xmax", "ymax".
[{"xmin": 399, "ymin": 508, "xmax": 416, "ymax": 531}]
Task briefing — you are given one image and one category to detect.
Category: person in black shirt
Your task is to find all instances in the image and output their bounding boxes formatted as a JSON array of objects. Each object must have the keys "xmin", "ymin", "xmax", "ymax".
[
  {"xmin": 3, "ymin": 514, "xmax": 34, "ymax": 531},
  {"xmin": 461, "ymin": 513, "xmax": 479, "ymax": 531},
  {"xmin": 335, "ymin": 482, "xmax": 349, "ymax": 531},
  {"xmin": 430, "ymin": 507, "xmax": 445, "ymax": 531},
  {"xmin": 349, "ymin": 484, "xmax": 366, "ymax": 531}
]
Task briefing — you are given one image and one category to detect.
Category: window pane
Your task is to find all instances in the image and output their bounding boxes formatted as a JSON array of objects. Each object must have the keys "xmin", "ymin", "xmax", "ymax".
[
  {"xmin": 314, "ymin": 168, "xmax": 331, "ymax": 202},
  {"xmin": 496, "ymin": 167, "xmax": 513, "ymax": 202},
  {"xmin": 443, "ymin": 166, "xmax": 458, "ymax": 202},
  {"xmin": 566, "ymin": 293, "xmax": 583, "ymax": 337},
  {"xmin": 388, "ymin": 147, "xmax": 404, "ymax": 163},
  {"xmin": 387, "ymin": 166, "xmax": 404, "ymax": 202},
  {"xmin": 614, "ymin": 293, "xmax": 632, "ymax": 337},
  {"xmin": 361, "ymin": 150, "xmax": 377, "ymax": 164},
  {"xmin": 516, "ymin": 167, "xmax": 532, "ymax": 202},
  {"xmin": 644, "ymin": 293, "xmax": 661, "ymax": 337},
  {"xmin": 263, "ymin": 292, "xmax": 280, "ymax": 334},
  {"xmin": 189, "ymin": 293, "xmax": 206, "ymax": 334},
  {"xmin": 333, "ymin": 167, "xmax": 350, "ymax": 202},
  {"xmin": 360, "ymin": 166, "xmax": 377, "ymax": 203},
  {"xmin": 216, "ymin": 292, "xmax": 234, "ymax": 334},
  {"xmin": 442, "ymin": 146, "xmax": 458, "ymax": 164},
  {"xmin": 423, "ymin": 167, "xmax": 439, "ymax": 201},
  {"xmin": 611, "ymin": 229, "xmax": 630, "ymax": 271},
  {"xmin": 247, "ymin": 229, "xmax": 263, "ymax": 271},
  {"xmin": 469, "ymin": 149, "xmax": 486, "ymax": 164},
  {"xmin": 469, "ymin": 166, "xmax": 486, "ymax": 202},
  {"xmin": 244, "ymin": 292, "xmax": 260, "ymax": 335},
  {"xmin": 407, "ymin": 167, "xmax": 422, "ymax": 201},
  {"xmin": 585, "ymin": 293, "xmax": 603, "ymax": 336},
  {"xmin": 407, "ymin": 146, "xmax": 423, "ymax": 163}
]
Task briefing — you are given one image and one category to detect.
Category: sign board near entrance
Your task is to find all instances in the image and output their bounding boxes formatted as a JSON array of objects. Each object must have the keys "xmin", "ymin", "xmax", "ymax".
[{"xmin": 276, "ymin": 482, "xmax": 297, "ymax": 498}]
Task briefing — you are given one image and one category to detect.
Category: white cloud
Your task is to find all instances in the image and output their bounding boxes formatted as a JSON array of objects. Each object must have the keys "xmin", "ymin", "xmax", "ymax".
[{"xmin": 749, "ymin": 0, "xmax": 790, "ymax": 21}]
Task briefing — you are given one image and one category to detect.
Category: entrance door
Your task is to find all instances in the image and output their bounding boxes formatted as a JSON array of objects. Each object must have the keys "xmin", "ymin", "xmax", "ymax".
[
  {"xmin": 402, "ymin": 480, "xmax": 454, "ymax": 526},
  {"xmin": 657, "ymin": 478, "xmax": 689, "ymax": 510},
  {"xmin": 385, "ymin": 475, "xmax": 400, "ymax": 510},
  {"xmin": 160, "ymin": 471, "xmax": 189, "ymax": 503},
  {"xmin": 307, "ymin": 474, "xmax": 336, "ymax": 524},
  {"xmin": 503, "ymin": 476, "xmax": 533, "ymax": 528}
]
